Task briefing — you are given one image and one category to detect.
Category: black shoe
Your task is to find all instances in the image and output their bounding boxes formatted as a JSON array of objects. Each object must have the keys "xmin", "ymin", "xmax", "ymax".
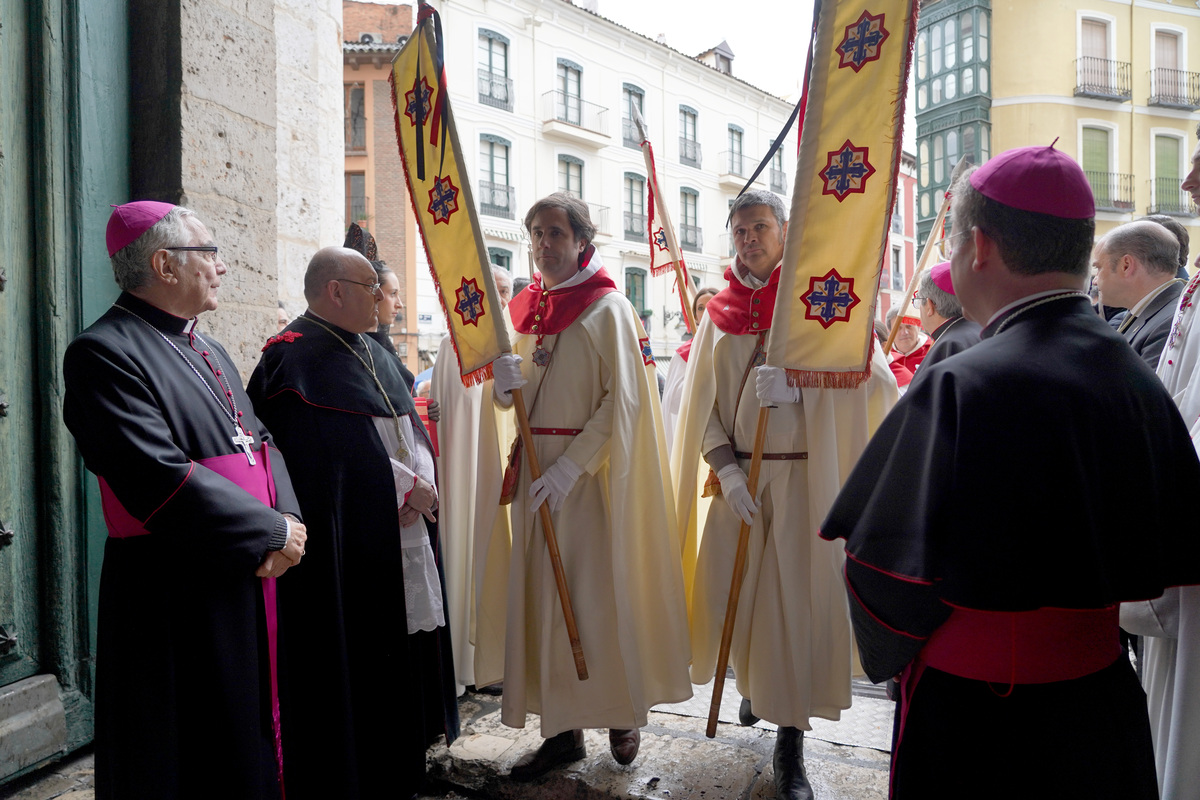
[
  {"xmin": 774, "ymin": 726, "xmax": 814, "ymax": 800},
  {"xmin": 509, "ymin": 729, "xmax": 586, "ymax": 781},
  {"xmin": 738, "ymin": 697, "xmax": 760, "ymax": 726}
]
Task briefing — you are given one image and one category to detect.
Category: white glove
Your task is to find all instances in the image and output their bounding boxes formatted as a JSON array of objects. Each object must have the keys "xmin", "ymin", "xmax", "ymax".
[
  {"xmin": 756, "ymin": 365, "xmax": 800, "ymax": 406},
  {"xmin": 717, "ymin": 463, "xmax": 759, "ymax": 526},
  {"xmin": 492, "ymin": 354, "xmax": 527, "ymax": 396},
  {"xmin": 529, "ymin": 456, "xmax": 584, "ymax": 513}
]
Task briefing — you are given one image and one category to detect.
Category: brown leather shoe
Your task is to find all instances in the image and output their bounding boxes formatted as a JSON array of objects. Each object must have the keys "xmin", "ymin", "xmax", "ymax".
[
  {"xmin": 608, "ymin": 728, "xmax": 641, "ymax": 765},
  {"xmin": 509, "ymin": 729, "xmax": 585, "ymax": 781}
]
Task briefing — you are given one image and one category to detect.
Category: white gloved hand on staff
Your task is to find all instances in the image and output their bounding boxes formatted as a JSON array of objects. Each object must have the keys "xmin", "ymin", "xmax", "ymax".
[
  {"xmin": 756, "ymin": 365, "xmax": 800, "ymax": 406},
  {"xmin": 717, "ymin": 463, "xmax": 759, "ymax": 526},
  {"xmin": 492, "ymin": 354, "xmax": 527, "ymax": 397},
  {"xmin": 529, "ymin": 456, "xmax": 583, "ymax": 513}
]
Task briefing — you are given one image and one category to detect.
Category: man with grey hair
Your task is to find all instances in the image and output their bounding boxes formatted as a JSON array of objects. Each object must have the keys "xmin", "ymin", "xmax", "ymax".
[
  {"xmin": 63, "ymin": 201, "xmax": 307, "ymax": 798},
  {"xmin": 673, "ymin": 188, "xmax": 842, "ymax": 799},
  {"xmin": 1093, "ymin": 219, "xmax": 1186, "ymax": 369},
  {"xmin": 486, "ymin": 192, "xmax": 691, "ymax": 779},
  {"xmin": 912, "ymin": 260, "xmax": 980, "ymax": 373}
]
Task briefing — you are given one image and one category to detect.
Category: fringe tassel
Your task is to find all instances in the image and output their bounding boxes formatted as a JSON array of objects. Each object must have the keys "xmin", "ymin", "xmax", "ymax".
[
  {"xmin": 649, "ymin": 261, "xmax": 675, "ymax": 278},
  {"xmin": 785, "ymin": 364, "xmax": 872, "ymax": 389},
  {"xmin": 461, "ymin": 361, "xmax": 494, "ymax": 388}
]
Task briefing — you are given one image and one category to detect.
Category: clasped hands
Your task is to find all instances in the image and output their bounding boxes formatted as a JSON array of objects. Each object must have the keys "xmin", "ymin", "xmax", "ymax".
[
  {"xmin": 256, "ymin": 514, "xmax": 307, "ymax": 578},
  {"xmin": 400, "ymin": 475, "xmax": 438, "ymax": 527}
]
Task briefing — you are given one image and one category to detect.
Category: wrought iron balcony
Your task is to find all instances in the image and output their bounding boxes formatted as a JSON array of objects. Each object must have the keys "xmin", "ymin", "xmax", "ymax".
[
  {"xmin": 588, "ymin": 203, "xmax": 611, "ymax": 237},
  {"xmin": 680, "ymin": 224, "xmax": 703, "ymax": 253},
  {"xmin": 679, "ymin": 137, "xmax": 702, "ymax": 168},
  {"xmin": 479, "ymin": 180, "xmax": 515, "ymax": 219},
  {"xmin": 347, "ymin": 195, "xmax": 369, "ymax": 225},
  {"xmin": 543, "ymin": 90, "xmax": 609, "ymax": 135},
  {"xmin": 1074, "ymin": 57, "xmax": 1131, "ymax": 102},
  {"xmin": 1148, "ymin": 177, "xmax": 1196, "ymax": 217},
  {"xmin": 478, "ymin": 69, "xmax": 514, "ymax": 111},
  {"xmin": 721, "ymin": 233, "xmax": 736, "ymax": 259},
  {"xmin": 1084, "ymin": 172, "xmax": 1134, "ymax": 213},
  {"xmin": 892, "ymin": 212, "xmax": 904, "ymax": 234},
  {"xmin": 720, "ymin": 150, "xmax": 745, "ymax": 177},
  {"xmin": 1149, "ymin": 68, "xmax": 1200, "ymax": 110},
  {"xmin": 624, "ymin": 211, "xmax": 646, "ymax": 241},
  {"xmin": 770, "ymin": 168, "xmax": 787, "ymax": 194}
]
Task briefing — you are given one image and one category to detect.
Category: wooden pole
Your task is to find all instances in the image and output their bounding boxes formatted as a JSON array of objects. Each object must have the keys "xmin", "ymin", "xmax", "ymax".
[
  {"xmin": 884, "ymin": 157, "xmax": 969, "ymax": 355},
  {"xmin": 705, "ymin": 405, "xmax": 771, "ymax": 738},
  {"xmin": 510, "ymin": 385, "xmax": 588, "ymax": 680}
]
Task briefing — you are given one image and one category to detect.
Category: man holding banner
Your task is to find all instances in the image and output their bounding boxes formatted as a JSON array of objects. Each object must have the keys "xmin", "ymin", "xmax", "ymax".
[{"xmin": 488, "ymin": 193, "xmax": 692, "ymax": 780}]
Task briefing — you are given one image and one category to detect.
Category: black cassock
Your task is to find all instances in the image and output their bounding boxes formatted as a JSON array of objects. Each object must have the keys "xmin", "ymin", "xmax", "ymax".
[
  {"xmin": 822, "ymin": 295, "xmax": 1200, "ymax": 799},
  {"xmin": 248, "ymin": 313, "xmax": 459, "ymax": 800},
  {"xmin": 914, "ymin": 315, "xmax": 981, "ymax": 374},
  {"xmin": 62, "ymin": 292, "xmax": 301, "ymax": 800}
]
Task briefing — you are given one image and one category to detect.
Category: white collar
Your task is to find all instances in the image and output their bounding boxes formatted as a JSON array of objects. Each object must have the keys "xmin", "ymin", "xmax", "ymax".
[{"xmin": 546, "ymin": 250, "xmax": 604, "ymax": 290}]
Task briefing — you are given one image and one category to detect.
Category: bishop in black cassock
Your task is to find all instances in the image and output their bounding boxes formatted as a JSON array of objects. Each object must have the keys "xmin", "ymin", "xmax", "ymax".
[
  {"xmin": 63, "ymin": 202, "xmax": 306, "ymax": 799},
  {"xmin": 248, "ymin": 246, "xmax": 458, "ymax": 800},
  {"xmin": 822, "ymin": 147, "xmax": 1200, "ymax": 799}
]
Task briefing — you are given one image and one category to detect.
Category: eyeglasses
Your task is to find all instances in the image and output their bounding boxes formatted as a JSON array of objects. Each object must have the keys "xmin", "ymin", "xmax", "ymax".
[
  {"xmin": 339, "ymin": 278, "xmax": 382, "ymax": 294},
  {"xmin": 938, "ymin": 229, "xmax": 971, "ymax": 258},
  {"xmin": 911, "ymin": 294, "xmax": 926, "ymax": 307},
  {"xmin": 166, "ymin": 245, "xmax": 220, "ymax": 263}
]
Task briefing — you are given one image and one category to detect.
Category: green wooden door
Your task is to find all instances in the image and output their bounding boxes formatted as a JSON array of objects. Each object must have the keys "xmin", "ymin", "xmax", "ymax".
[{"xmin": 0, "ymin": 0, "xmax": 43, "ymax": 692}]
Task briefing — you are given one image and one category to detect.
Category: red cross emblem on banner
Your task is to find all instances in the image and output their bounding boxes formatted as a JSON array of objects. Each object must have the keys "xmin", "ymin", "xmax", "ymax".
[
  {"xmin": 801, "ymin": 269, "xmax": 861, "ymax": 329},
  {"xmin": 819, "ymin": 141, "xmax": 876, "ymax": 202},
  {"xmin": 454, "ymin": 277, "xmax": 486, "ymax": 327},
  {"xmin": 404, "ymin": 77, "xmax": 435, "ymax": 128},
  {"xmin": 836, "ymin": 10, "xmax": 889, "ymax": 73},
  {"xmin": 427, "ymin": 176, "xmax": 459, "ymax": 224},
  {"xmin": 639, "ymin": 337, "xmax": 655, "ymax": 366}
]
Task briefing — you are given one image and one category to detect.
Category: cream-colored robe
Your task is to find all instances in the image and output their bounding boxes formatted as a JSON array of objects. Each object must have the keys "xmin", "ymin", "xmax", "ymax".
[
  {"xmin": 1120, "ymin": 273, "xmax": 1200, "ymax": 800},
  {"xmin": 484, "ymin": 291, "xmax": 692, "ymax": 737},
  {"xmin": 430, "ymin": 334, "xmax": 510, "ymax": 690},
  {"xmin": 672, "ymin": 309, "xmax": 898, "ymax": 730}
]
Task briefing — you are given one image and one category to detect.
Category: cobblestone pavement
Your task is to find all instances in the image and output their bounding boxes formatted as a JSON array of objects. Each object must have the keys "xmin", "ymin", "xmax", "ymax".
[{"xmin": 0, "ymin": 679, "xmax": 893, "ymax": 800}]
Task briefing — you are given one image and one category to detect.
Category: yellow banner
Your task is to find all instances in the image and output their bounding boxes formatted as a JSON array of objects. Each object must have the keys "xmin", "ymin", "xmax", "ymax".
[
  {"xmin": 767, "ymin": 0, "xmax": 918, "ymax": 387},
  {"xmin": 390, "ymin": 15, "xmax": 510, "ymax": 385}
]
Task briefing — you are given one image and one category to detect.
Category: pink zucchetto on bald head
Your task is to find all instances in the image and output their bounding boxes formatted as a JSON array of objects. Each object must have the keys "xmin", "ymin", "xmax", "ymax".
[
  {"xmin": 930, "ymin": 261, "xmax": 955, "ymax": 295},
  {"xmin": 106, "ymin": 201, "xmax": 176, "ymax": 257},
  {"xmin": 968, "ymin": 143, "xmax": 1095, "ymax": 220}
]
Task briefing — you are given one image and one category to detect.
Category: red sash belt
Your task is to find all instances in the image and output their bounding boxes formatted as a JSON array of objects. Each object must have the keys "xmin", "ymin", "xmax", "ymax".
[
  {"xmin": 530, "ymin": 427, "xmax": 582, "ymax": 436},
  {"xmin": 919, "ymin": 605, "xmax": 1121, "ymax": 685}
]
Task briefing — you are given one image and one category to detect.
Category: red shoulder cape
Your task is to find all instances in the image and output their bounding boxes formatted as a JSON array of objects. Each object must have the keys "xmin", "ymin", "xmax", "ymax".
[
  {"xmin": 705, "ymin": 263, "xmax": 781, "ymax": 336},
  {"xmin": 510, "ymin": 262, "xmax": 619, "ymax": 336}
]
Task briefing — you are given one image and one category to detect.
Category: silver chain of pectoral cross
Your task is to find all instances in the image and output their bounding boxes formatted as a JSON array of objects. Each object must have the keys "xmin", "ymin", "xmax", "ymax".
[
  {"xmin": 300, "ymin": 316, "xmax": 409, "ymax": 461},
  {"xmin": 114, "ymin": 304, "xmax": 257, "ymax": 465}
]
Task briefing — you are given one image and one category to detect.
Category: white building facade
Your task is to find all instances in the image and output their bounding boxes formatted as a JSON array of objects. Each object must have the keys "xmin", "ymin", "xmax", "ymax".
[{"xmin": 415, "ymin": 0, "xmax": 798, "ymax": 361}]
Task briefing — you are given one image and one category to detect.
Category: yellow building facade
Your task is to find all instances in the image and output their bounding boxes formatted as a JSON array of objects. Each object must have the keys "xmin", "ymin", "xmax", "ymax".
[{"xmin": 917, "ymin": 0, "xmax": 1200, "ymax": 252}]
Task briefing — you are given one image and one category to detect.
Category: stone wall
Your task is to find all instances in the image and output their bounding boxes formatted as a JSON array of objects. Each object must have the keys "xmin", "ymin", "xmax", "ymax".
[{"xmin": 275, "ymin": 0, "xmax": 345, "ymax": 325}]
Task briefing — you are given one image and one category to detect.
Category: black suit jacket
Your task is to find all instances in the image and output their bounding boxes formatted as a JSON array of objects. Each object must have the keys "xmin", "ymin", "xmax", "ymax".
[{"xmin": 1119, "ymin": 279, "xmax": 1184, "ymax": 370}]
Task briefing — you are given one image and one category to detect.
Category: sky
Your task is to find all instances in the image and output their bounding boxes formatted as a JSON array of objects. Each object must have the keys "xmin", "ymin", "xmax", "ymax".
[{"xmin": 370, "ymin": 0, "xmax": 915, "ymax": 150}]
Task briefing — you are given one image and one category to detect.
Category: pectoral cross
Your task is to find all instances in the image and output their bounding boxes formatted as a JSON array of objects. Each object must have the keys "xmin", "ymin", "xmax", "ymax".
[{"xmin": 232, "ymin": 427, "xmax": 257, "ymax": 466}]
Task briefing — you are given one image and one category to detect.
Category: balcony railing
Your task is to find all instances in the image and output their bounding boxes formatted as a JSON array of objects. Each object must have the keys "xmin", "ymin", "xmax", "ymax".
[
  {"xmin": 720, "ymin": 150, "xmax": 745, "ymax": 177},
  {"xmin": 543, "ymin": 90, "xmax": 609, "ymax": 135},
  {"xmin": 680, "ymin": 137, "xmax": 702, "ymax": 167},
  {"xmin": 680, "ymin": 223, "xmax": 703, "ymax": 253},
  {"xmin": 624, "ymin": 211, "xmax": 646, "ymax": 241},
  {"xmin": 479, "ymin": 180, "xmax": 515, "ymax": 219},
  {"xmin": 1148, "ymin": 177, "xmax": 1196, "ymax": 217},
  {"xmin": 347, "ymin": 195, "xmax": 369, "ymax": 225},
  {"xmin": 478, "ymin": 69, "xmax": 514, "ymax": 111},
  {"xmin": 1085, "ymin": 171, "xmax": 1134, "ymax": 213},
  {"xmin": 770, "ymin": 168, "xmax": 787, "ymax": 193},
  {"xmin": 1149, "ymin": 68, "xmax": 1200, "ymax": 110},
  {"xmin": 1074, "ymin": 57, "xmax": 1132, "ymax": 102},
  {"xmin": 588, "ymin": 203, "xmax": 611, "ymax": 237},
  {"xmin": 892, "ymin": 212, "xmax": 904, "ymax": 234},
  {"xmin": 621, "ymin": 118, "xmax": 641, "ymax": 148}
]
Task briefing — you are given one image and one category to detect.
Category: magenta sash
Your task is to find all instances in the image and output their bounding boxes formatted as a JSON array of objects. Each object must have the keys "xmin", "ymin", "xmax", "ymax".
[{"xmin": 98, "ymin": 445, "xmax": 287, "ymax": 798}]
